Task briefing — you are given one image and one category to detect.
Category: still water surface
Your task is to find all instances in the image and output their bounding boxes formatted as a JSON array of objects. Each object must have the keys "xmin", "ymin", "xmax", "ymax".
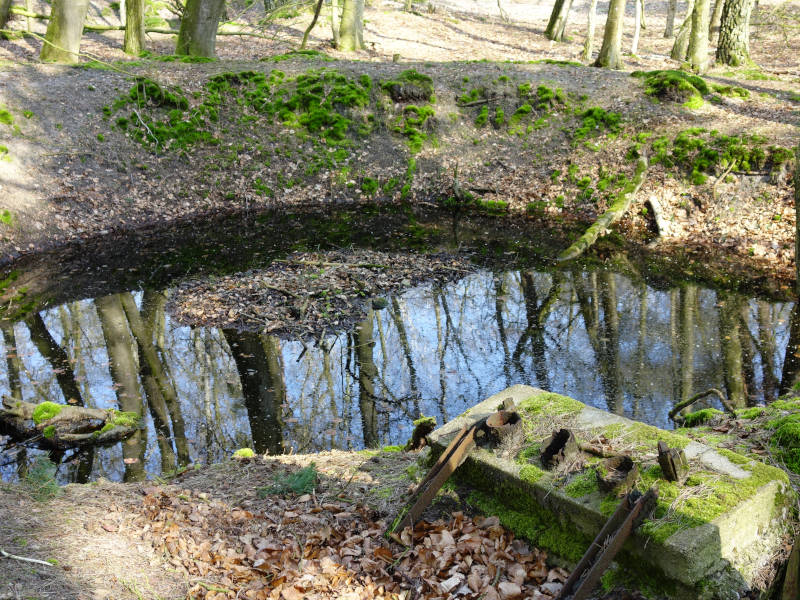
[{"xmin": 0, "ymin": 262, "xmax": 794, "ymax": 483}]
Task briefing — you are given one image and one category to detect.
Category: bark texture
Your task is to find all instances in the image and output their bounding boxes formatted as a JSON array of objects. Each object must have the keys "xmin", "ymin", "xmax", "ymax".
[
  {"xmin": 709, "ymin": 0, "xmax": 724, "ymax": 40},
  {"xmin": 40, "ymin": 0, "xmax": 90, "ymax": 63},
  {"xmin": 664, "ymin": 0, "xmax": 677, "ymax": 36},
  {"xmin": 716, "ymin": 0, "xmax": 755, "ymax": 65},
  {"xmin": 687, "ymin": 0, "xmax": 710, "ymax": 72},
  {"xmin": 594, "ymin": 0, "xmax": 626, "ymax": 68},
  {"xmin": 124, "ymin": 0, "xmax": 145, "ymax": 55},
  {"xmin": 670, "ymin": 0, "xmax": 695, "ymax": 60},
  {"xmin": 337, "ymin": 0, "xmax": 364, "ymax": 51},
  {"xmin": 545, "ymin": 0, "xmax": 573, "ymax": 41},
  {"xmin": 176, "ymin": 0, "xmax": 226, "ymax": 57},
  {"xmin": 0, "ymin": 0, "xmax": 12, "ymax": 29},
  {"xmin": 355, "ymin": 311, "xmax": 378, "ymax": 447},
  {"xmin": 583, "ymin": 0, "xmax": 598, "ymax": 59}
]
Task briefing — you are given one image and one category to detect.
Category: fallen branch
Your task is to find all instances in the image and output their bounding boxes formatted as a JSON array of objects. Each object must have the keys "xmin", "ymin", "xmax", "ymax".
[
  {"xmin": 712, "ymin": 159, "xmax": 737, "ymax": 199},
  {"xmin": 456, "ymin": 99, "xmax": 489, "ymax": 107},
  {"xmin": 0, "ymin": 548, "xmax": 56, "ymax": 567},
  {"xmin": 644, "ymin": 194, "xmax": 669, "ymax": 239},
  {"xmin": 667, "ymin": 388, "xmax": 735, "ymax": 421},
  {"xmin": 557, "ymin": 155, "xmax": 649, "ymax": 262}
]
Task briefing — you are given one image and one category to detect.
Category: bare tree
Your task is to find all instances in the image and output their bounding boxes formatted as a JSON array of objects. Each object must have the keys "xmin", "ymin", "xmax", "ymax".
[{"xmin": 40, "ymin": 0, "xmax": 90, "ymax": 63}]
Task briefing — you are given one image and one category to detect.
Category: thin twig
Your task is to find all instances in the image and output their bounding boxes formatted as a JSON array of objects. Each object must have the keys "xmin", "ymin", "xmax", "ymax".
[
  {"xmin": 0, "ymin": 548, "xmax": 56, "ymax": 567},
  {"xmin": 668, "ymin": 388, "xmax": 735, "ymax": 421}
]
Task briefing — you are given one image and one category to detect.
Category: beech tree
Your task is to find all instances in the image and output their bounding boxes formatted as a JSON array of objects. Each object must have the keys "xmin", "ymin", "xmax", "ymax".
[
  {"xmin": 664, "ymin": 0, "xmax": 677, "ymax": 36},
  {"xmin": 582, "ymin": 0, "xmax": 598, "ymax": 59},
  {"xmin": 545, "ymin": 0, "xmax": 573, "ymax": 42},
  {"xmin": 124, "ymin": 0, "xmax": 145, "ymax": 55},
  {"xmin": 176, "ymin": 0, "xmax": 226, "ymax": 57},
  {"xmin": 716, "ymin": 0, "xmax": 756, "ymax": 65},
  {"xmin": 670, "ymin": 0, "xmax": 694, "ymax": 60},
  {"xmin": 337, "ymin": 0, "xmax": 364, "ymax": 51},
  {"xmin": 40, "ymin": 0, "xmax": 90, "ymax": 63},
  {"xmin": 0, "ymin": 0, "xmax": 12, "ymax": 30},
  {"xmin": 687, "ymin": 0, "xmax": 710, "ymax": 72},
  {"xmin": 594, "ymin": 0, "xmax": 626, "ymax": 68}
]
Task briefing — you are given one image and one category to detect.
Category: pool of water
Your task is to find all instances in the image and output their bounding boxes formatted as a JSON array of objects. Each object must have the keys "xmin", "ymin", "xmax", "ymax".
[{"xmin": 0, "ymin": 207, "xmax": 795, "ymax": 483}]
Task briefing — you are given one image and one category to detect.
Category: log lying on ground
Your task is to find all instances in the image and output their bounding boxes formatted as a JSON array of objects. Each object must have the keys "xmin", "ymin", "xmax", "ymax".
[
  {"xmin": 0, "ymin": 397, "xmax": 138, "ymax": 449},
  {"xmin": 557, "ymin": 155, "xmax": 649, "ymax": 262}
]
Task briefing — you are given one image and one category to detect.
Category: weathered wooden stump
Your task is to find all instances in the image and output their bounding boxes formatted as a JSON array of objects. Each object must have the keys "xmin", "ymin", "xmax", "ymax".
[
  {"xmin": 541, "ymin": 428, "xmax": 578, "ymax": 469},
  {"xmin": 658, "ymin": 440, "xmax": 689, "ymax": 483}
]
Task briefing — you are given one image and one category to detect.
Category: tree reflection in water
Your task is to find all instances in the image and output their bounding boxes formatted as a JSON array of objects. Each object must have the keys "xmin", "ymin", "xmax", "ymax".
[{"xmin": 0, "ymin": 267, "xmax": 795, "ymax": 482}]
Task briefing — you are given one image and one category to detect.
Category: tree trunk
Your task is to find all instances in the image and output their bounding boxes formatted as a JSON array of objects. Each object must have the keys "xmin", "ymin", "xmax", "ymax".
[
  {"xmin": 331, "ymin": 0, "xmax": 341, "ymax": 46},
  {"xmin": 124, "ymin": 0, "xmax": 145, "ymax": 55},
  {"xmin": 671, "ymin": 0, "xmax": 695, "ymax": 60},
  {"xmin": 716, "ymin": 0, "xmax": 754, "ymax": 66},
  {"xmin": 0, "ymin": 0, "xmax": 12, "ymax": 30},
  {"xmin": 594, "ymin": 0, "xmax": 626, "ymax": 68},
  {"xmin": 404, "ymin": 0, "xmax": 412, "ymax": 11},
  {"xmin": 40, "ymin": 0, "xmax": 90, "ymax": 63},
  {"xmin": 664, "ymin": 0, "xmax": 677, "ymax": 36},
  {"xmin": 757, "ymin": 301, "xmax": 778, "ymax": 403},
  {"xmin": 176, "ymin": 0, "xmax": 226, "ymax": 57},
  {"xmin": 223, "ymin": 329, "xmax": 285, "ymax": 455},
  {"xmin": 1, "ymin": 323, "xmax": 22, "ymax": 401},
  {"xmin": 780, "ymin": 301, "xmax": 800, "ymax": 397},
  {"xmin": 546, "ymin": 0, "xmax": 573, "ymax": 42},
  {"xmin": 95, "ymin": 294, "xmax": 146, "ymax": 482},
  {"xmin": 718, "ymin": 293, "xmax": 746, "ymax": 408},
  {"xmin": 632, "ymin": 0, "xmax": 642, "ymax": 54},
  {"xmin": 678, "ymin": 285, "xmax": 696, "ymax": 407},
  {"xmin": 687, "ymin": 0, "xmax": 710, "ymax": 72},
  {"xmin": 708, "ymin": 0, "xmax": 724, "ymax": 40},
  {"xmin": 119, "ymin": 293, "xmax": 176, "ymax": 472},
  {"xmin": 337, "ymin": 0, "xmax": 364, "ymax": 51},
  {"xmin": 796, "ymin": 143, "xmax": 800, "ymax": 295},
  {"xmin": 25, "ymin": 313, "xmax": 84, "ymax": 406},
  {"xmin": 599, "ymin": 271, "xmax": 624, "ymax": 414},
  {"xmin": 355, "ymin": 311, "xmax": 378, "ymax": 448},
  {"xmin": 583, "ymin": 0, "xmax": 598, "ymax": 59}
]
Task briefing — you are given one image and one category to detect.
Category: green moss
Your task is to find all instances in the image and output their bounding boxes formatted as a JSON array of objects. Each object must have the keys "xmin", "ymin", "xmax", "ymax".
[
  {"xmin": 381, "ymin": 69, "xmax": 434, "ymax": 103},
  {"xmin": 233, "ymin": 447, "xmax": 256, "ymax": 458},
  {"xmin": 493, "ymin": 106, "xmax": 505, "ymax": 127},
  {"xmin": 517, "ymin": 392, "xmax": 584, "ymax": 418},
  {"xmin": 466, "ymin": 487, "xmax": 588, "ymax": 562},
  {"xmin": 0, "ymin": 209, "xmax": 13, "ymax": 226},
  {"xmin": 412, "ymin": 415, "xmax": 436, "ymax": 428},
  {"xmin": 563, "ymin": 468, "xmax": 600, "ymax": 498},
  {"xmin": 683, "ymin": 408, "xmax": 723, "ymax": 427},
  {"xmin": 0, "ymin": 106, "xmax": 13, "ymax": 126},
  {"xmin": 475, "ymin": 105, "xmax": 488, "ymax": 127},
  {"xmin": 32, "ymin": 401, "xmax": 63, "ymax": 425},
  {"xmin": 736, "ymin": 406, "xmax": 765, "ymax": 420},
  {"xmin": 360, "ymin": 176, "xmax": 379, "ymax": 196},
  {"xmin": 631, "ymin": 70, "xmax": 709, "ymax": 105},
  {"xmin": 519, "ymin": 463, "xmax": 546, "ymax": 484},
  {"xmin": 638, "ymin": 451, "xmax": 790, "ymax": 543},
  {"xmin": 42, "ymin": 425, "xmax": 56, "ymax": 439},
  {"xmin": 98, "ymin": 409, "xmax": 140, "ymax": 434},
  {"xmin": 711, "ymin": 83, "xmax": 750, "ymax": 99},
  {"xmin": 573, "ymin": 107, "xmax": 621, "ymax": 141},
  {"xmin": 381, "ymin": 445, "xmax": 404, "ymax": 452}
]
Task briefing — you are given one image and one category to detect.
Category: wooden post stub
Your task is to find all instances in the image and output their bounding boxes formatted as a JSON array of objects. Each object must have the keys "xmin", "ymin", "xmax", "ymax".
[
  {"xmin": 541, "ymin": 428, "xmax": 578, "ymax": 469},
  {"xmin": 657, "ymin": 440, "xmax": 688, "ymax": 483}
]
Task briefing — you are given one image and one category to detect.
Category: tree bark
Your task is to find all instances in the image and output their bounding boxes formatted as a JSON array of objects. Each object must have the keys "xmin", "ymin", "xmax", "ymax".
[
  {"xmin": 546, "ymin": 0, "xmax": 573, "ymax": 41},
  {"xmin": 594, "ymin": 0, "xmax": 626, "ymax": 68},
  {"xmin": 671, "ymin": 0, "xmax": 695, "ymax": 60},
  {"xmin": 25, "ymin": 313, "xmax": 84, "ymax": 406},
  {"xmin": 40, "ymin": 0, "xmax": 90, "ymax": 63},
  {"xmin": 331, "ymin": 0, "xmax": 340, "ymax": 46},
  {"xmin": 796, "ymin": 143, "xmax": 800, "ymax": 295},
  {"xmin": 223, "ymin": 329, "xmax": 285, "ymax": 455},
  {"xmin": 715, "ymin": 0, "xmax": 755, "ymax": 66},
  {"xmin": 337, "ymin": 0, "xmax": 364, "ymax": 51},
  {"xmin": 632, "ymin": 0, "xmax": 642, "ymax": 54},
  {"xmin": 708, "ymin": 0, "xmax": 724, "ymax": 40},
  {"xmin": 120, "ymin": 293, "xmax": 177, "ymax": 472},
  {"xmin": 301, "ymin": 0, "xmax": 325, "ymax": 49},
  {"xmin": 355, "ymin": 311, "xmax": 378, "ymax": 448},
  {"xmin": 687, "ymin": 0, "xmax": 711, "ymax": 72},
  {"xmin": 0, "ymin": 0, "xmax": 12, "ymax": 30},
  {"xmin": 176, "ymin": 0, "xmax": 226, "ymax": 57},
  {"xmin": 664, "ymin": 0, "xmax": 677, "ymax": 36},
  {"xmin": 124, "ymin": 0, "xmax": 145, "ymax": 55},
  {"xmin": 95, "ymin": 294, "xmax": 146, "ymax": 482},
  {"xmin": 718, "ymin": 293, "xmax": 746, "ymax": 407},
  {"xmin": 583, "ymin": 0, "xmax": 599, "ymax": 59}
]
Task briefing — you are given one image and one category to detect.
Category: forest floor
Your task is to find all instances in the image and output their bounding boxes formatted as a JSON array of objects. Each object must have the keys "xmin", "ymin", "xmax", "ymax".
[
  {"xmin": 0, "ymin": 447, "xmax": 619, "ymax": 600},
  {"xmin": 0, "ymin": 0, "xmax": 798, "ymax": 290}
]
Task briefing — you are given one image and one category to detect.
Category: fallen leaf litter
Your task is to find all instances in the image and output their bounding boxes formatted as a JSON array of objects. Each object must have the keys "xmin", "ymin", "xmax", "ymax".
[{"xmin": 169, "ymin": 249, "xmax": 475, "ymax": 336}]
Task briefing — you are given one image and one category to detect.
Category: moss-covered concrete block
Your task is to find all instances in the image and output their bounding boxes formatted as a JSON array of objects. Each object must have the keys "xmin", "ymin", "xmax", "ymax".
[{"xmin": 428, "ymin": 385, "xmax": 793, "ymax": 599}]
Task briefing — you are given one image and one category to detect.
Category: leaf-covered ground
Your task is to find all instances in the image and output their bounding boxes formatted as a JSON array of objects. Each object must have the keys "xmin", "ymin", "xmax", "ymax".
[{"xmin": 1, "ymin": 448, "xmax": 623, "ymax": 600}]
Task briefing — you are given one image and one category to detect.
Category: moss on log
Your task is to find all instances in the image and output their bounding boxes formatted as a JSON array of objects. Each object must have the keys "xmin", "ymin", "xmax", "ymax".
[{"xmin": 557, "ymin": 155, "xmax": 648, "ymax": 262}]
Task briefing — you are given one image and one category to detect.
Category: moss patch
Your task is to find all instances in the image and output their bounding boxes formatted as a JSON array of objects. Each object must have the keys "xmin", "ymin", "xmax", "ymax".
[
  {"xmin": 233, "ymin": 447, "xmax": 256, "ymax": 458},
  {"xmin": 517, "ymin": 392, "xmax": 584, "ymax": 418},
  {"xmin": 632, "ymin": 70, "xmax": 709, "ymax": 108},
  {"xmin": 683, "ymin": 408, "xmax": 724, "ymax": 427},
  {"xmin": 32, "ymin": 401, "xmax": 63, "ymax": 425}
]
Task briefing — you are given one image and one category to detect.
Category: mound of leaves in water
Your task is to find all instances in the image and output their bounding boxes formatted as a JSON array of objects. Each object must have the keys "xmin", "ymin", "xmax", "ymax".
[
  {"xmin": 134, "ymin": 486, "xmax": 568, "ymax": 600},
  {"xmin": 169, "ymin": 249, "xmax": 474, "ymax": 338}
]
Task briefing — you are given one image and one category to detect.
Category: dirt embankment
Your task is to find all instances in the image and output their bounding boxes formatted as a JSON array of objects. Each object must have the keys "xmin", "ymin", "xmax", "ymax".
[{"xmin": 0, "ymin": 0, "xmax": 798, "ymax": 278}]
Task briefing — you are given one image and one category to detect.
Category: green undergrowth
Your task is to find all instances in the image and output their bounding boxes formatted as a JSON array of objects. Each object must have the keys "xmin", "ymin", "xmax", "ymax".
[
  {"xmin": 261, "ymin": 49, "xmax": 333, "ymax": 63},
  {"xmin": 259, "ymin": 463, "xmax": 318, "ymax": 496},
  {"xmin": 32, "ymin": 401, "xmax": 63, "ymax": 425},
  {"xmin": 24, "ymin": 456, "xmax": 61, "ymax": 502},
  {"xmin": 97, "ymin": 409, "xmax": 140, "ymax": 435},
  {"xmin": 233, "ymin": 447, "xmax": 256, "ymax": 458},
  {"xmin": 641, "ymin": 127, "xmax": 792, "ymax": 185},
  {"xmin": 682, "ymin": 408, "xmax": 724, "ymax": 427},
  {"xmin": 637, "ymin": 454, "xmax": 789, "ymax": 543},
  {"xmin": 632, "ymin": 70, "xmax": 750, "ymax": 109},
  {"xmin": 517, "ymin": 391, "xmax": 585, "ymax": 419}
]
